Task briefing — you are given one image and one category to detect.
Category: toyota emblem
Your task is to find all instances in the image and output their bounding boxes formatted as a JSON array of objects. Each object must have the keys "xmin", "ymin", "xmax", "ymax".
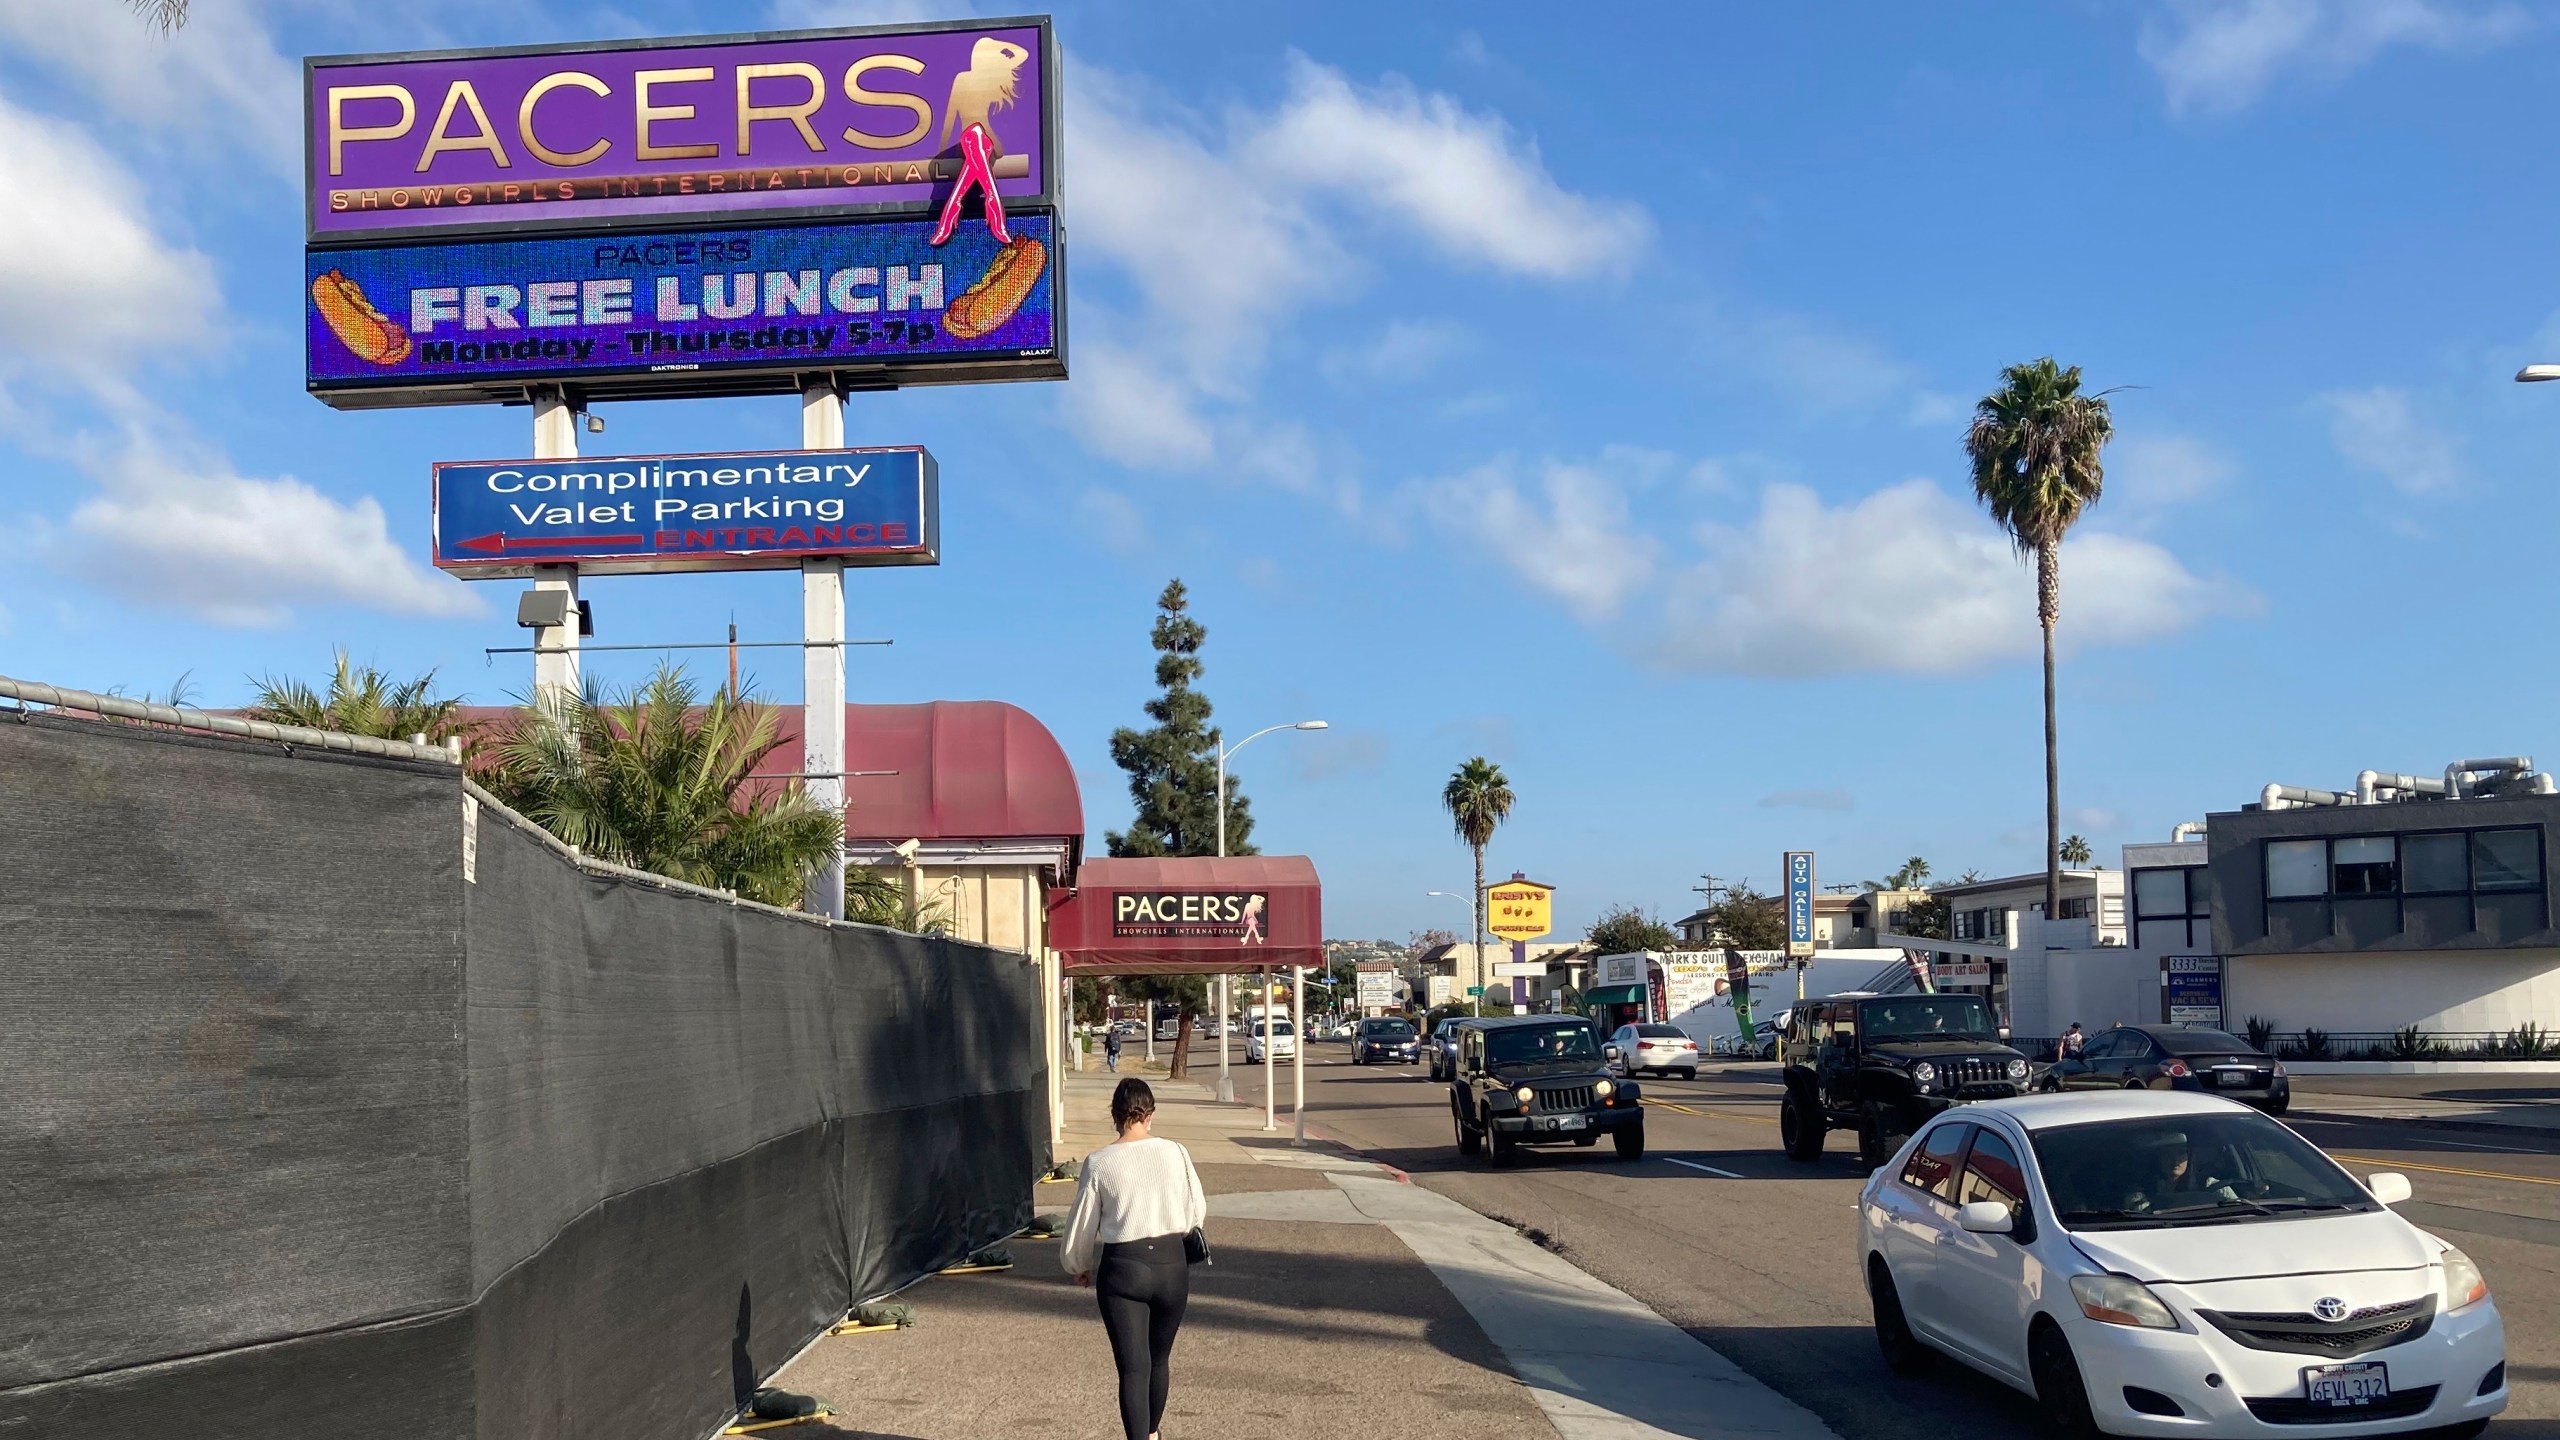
[{"xmin": 2313, "ymin": 1297, "xmax": 2349, "ymax": 1322}]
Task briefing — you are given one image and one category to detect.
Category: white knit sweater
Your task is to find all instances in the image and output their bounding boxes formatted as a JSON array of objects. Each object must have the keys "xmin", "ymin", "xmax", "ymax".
[{"xmin": 1058, "ymin": 1136, "xmax": 1208, "ymax": 1275}]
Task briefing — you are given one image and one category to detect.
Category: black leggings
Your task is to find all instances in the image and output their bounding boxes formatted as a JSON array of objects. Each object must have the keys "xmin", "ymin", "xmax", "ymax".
[{"xmin": 1096, "ymin": 1235, "xmax": 1190, "ymax": 1440}]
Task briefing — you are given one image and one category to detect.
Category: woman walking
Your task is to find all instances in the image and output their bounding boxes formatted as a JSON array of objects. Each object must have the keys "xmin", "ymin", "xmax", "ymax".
[{"xmin": 1060, "ymin": 1079, "xmax": 1208, "ymax": 1440}]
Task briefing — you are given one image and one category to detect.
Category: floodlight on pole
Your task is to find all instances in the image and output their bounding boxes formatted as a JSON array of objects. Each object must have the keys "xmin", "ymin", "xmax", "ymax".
[{"xmin": 2518, "ymin": 365, "xmax": 2560, "ymax": 383}]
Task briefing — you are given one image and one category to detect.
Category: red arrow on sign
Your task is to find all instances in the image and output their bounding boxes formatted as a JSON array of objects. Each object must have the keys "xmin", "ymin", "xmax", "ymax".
[{"xmin": 453, "ymin": 532, "xmax": 647, "ymax": 555}]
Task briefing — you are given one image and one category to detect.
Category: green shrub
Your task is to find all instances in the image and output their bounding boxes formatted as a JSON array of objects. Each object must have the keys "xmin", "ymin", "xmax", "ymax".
[
  {"xmin": 2298, "ymin": 1027, "xmax": 2332, "ymax": 1061},
  {"xmin": 2245, "ymin": 1016, "xmax": 2276, "ymax": 1050},
  {"xmin": 2504, "ymin": 1023, "xmax": 2552, "ymax": 1060},
  {"xmin": 2390, "ymin": 1025, "xmax": 2434, "ymax": 1060}
]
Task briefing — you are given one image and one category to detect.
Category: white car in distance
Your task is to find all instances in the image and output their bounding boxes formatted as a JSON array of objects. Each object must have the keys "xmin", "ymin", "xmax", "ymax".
[
  {"xmin": 1608, "ymin": 1023, "xmax": 1700, "ymax": 1080},
  {"xmin": 1858, "ymin": 1091, "xmax": 2503, "ymax": 1439},
  {"xmin": 1245, "ymin": 1020, "xmax": 1297, "ymax": 1064}
]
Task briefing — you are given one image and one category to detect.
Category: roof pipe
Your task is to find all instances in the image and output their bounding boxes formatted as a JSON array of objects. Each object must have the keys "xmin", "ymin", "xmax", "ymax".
[
  {"xmin": 2445, "ymin": 756, "xmax": 2533, "ymax": 799},
  {"xmin": 2358, "ymin": 770, "xmax": 2450, "ymax": 804},
  {"xmin": 2170, "ymin": 821, "xmax": 2205, "ymax": 843},
  {"xmin": 2262, "ymin": 783, "xmax": 2350, "ymax": 811}
]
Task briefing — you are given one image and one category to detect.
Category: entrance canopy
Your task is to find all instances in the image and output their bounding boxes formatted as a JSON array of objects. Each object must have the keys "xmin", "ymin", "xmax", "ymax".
[{"xmin": 1050, "ymin": 855, "xmax": 1321, "ymax": 975}]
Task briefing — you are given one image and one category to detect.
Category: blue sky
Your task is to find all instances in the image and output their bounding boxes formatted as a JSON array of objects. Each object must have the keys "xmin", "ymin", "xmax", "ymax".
[{"xmin": 5, "ymin": 0, "xmax": 2559, "ymax": 940}]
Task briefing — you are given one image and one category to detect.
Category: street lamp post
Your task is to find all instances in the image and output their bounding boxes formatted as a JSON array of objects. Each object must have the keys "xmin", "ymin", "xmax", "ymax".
[
  {"xmin": 1427, "ymin": 889, "xmax": 1482, "ymax": 1017},
  {"xmin": 1214, "ymin": 719, "xmax": 1326, "ymax": 1117}
]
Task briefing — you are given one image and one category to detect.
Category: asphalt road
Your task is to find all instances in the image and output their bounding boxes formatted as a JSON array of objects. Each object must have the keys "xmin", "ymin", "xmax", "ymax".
[{"xmin": 1200, "ymin": 1037, "xmax": 2560, "ymax": 1440}]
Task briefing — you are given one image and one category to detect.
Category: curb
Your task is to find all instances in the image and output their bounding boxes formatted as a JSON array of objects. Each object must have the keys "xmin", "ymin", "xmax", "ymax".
[{"xmin": 2289, "ymin": 1105, "xmax": 2560, "ymax": 1142}]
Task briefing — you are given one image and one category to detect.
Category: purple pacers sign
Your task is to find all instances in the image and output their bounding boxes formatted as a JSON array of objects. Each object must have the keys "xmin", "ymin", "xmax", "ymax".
[
  {"xmin": 307, "ymin": 212, "xmax": 1059, "ymax": 408},
  {"xmin": 306, "ymin": 18, "xmax": 1057, "ymax": 240}
]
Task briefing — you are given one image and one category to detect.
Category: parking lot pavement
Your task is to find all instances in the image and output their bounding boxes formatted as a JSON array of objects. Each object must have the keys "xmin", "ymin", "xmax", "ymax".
[{"xmin": 773, "ymin": 1066, "xmax": 1840, "ymax": 1440}]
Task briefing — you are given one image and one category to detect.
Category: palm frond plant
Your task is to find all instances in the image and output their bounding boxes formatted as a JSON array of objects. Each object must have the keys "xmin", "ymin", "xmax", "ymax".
[
  {"xmin": 249, "ymin": 651, "xmax": 467, "ymax": 743},
  {"xmin": 476, "ymin": 665, "xmax": 843, "ymax": 908},
  {"xmin": 1964, "ymin": 357, "xmax": 2116, "ymax": 918},
  {"xmin": 1442, "ymin": 757, "xmax": 1515, "ymax": 1015},
  {"xmin": 845, "ymin": 865, "xmax": 953, "ymax": 935}
]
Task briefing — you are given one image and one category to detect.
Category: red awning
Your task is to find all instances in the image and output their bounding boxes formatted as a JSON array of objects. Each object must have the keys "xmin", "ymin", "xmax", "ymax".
[
  {"xmin": 1051, "ymin": 856, "xmax": 1322, "ymax": 975},
  {"xmin": 757, "ymin": 701, "xmax": 1082, "ymax": 850}
]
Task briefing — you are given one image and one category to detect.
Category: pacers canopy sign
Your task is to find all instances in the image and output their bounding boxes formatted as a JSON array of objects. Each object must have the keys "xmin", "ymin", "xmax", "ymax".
[{"xmin": 1485, "ymin": 878, "xmax": 1554, "ymax": 943}]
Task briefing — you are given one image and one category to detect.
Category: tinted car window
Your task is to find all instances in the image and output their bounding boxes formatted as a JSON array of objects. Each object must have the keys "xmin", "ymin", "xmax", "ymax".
[
  {"xmin": 1860, "ymin": 995, "xmax": 1997, "ymax": 1040},
  {"xmin": 1634, "ymin": 1025, "xmax": 1685, "ymax": 1038},
  {"xmin": 1361, "ymin": 1020, "xmax": 1415, "ymax": 1037},
  {"xmin": 2078, "ymin": 1032, "xmax": 2122, "ymax": 1060},
  {"xmin": 1957, "ymin": 1129, "xmax": 2027, "ymax": 1212},
  {"xmin": 1486, "ymin": 1025, "xmax": 1601, "ymax": 1065},
  {"xmin": 2033, "ymin": 1111, "xmax": 2374, "ymax": 1228},
  {"xmin": 1900, "ymin": 1123, "xmax": 1971, "ymax": 1203},
  {"xmin": 2154, "ymin": 1028, "xmax": 2252, "ymax": 1056}
]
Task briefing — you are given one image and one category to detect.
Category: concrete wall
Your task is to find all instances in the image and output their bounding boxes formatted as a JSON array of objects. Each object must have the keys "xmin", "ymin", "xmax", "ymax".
[{"xmin": 2224, "ymin": 948, "xmax": 2560, "ymax": 1035}]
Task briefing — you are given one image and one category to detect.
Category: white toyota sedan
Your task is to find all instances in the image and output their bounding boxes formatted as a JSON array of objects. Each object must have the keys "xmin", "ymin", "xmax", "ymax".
[{"xmin": 1858, "ymin": 1091, "xmax": 2504, "ymax": 1439}]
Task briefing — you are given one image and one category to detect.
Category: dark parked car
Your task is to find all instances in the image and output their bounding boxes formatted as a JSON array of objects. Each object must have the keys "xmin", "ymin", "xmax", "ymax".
[
  {"xmin": 1778, "ymin": 992, "xmax": 2029, "ymax": 1169},
  {"xmin": 2037, "ymin": 1023, "xmax": 2290, "ymax": 1113},
  {"xmin": 1351, "ymin": 1017, "xmax": 1422, "ymax": 1065},
  {"xmin": 1449, "ymin": 1016, "xmax": 1644, "ymax": 1165}
]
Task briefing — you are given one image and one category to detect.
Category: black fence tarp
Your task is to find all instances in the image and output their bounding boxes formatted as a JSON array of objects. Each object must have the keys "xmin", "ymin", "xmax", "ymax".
[{"xmin": 0, "ymin": 710, "xmax": 1046, "ymax": 1438}]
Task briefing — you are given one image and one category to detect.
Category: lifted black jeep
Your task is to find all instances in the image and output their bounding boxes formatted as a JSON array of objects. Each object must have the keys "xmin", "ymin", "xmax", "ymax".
[
  {"xmin": 1450, "ymin": 1016, "xmax": 1645, "ymax": 1165},
  {"xmin": 1778, "ymin": 992, "xmax": 2027, "ymax": 1168}
]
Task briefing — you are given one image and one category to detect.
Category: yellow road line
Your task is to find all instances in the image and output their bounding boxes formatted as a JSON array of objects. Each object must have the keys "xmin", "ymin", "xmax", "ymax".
[{"xmin": 2327, "ymin": 1153, "xmax": 2560, "ymax": 1189}]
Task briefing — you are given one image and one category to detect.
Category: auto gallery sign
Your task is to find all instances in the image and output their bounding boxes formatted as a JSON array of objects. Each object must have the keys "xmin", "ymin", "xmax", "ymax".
[
  {"xmin": 305, "ymin": 20, "xmax": 1057, "ymax": 240},
  {"xmin": 431, "ymin": 446, "xmax": 936, "ymax": 577},
  {"xmin": 307, "ymin": 213, "xmax": 1058, "ymax": 407},
  {"xmin": 1112, "ymin": 892, "xmax": 1273, "ymax": 942}
]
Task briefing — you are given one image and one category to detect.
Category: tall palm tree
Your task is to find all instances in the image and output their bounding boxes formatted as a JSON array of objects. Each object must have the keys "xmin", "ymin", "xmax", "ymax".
[
  {"xmin": 1441, "ymin": 757, "xmax": 1515, "ymax": 1009},
  {"xmin": 249, "ymin": 651, "xmax": 466, "ymax": 743},
  {"xmin": 2060, "ymin": 835, "xmax": 2094, "ymax": 867},
  {"xmin": 1965, "ymin": 356, "xmax": 2114, "ymax": 919},
  {"xmin": 477, "ymin": 665, "xmax": 845, "ymax": 908}
]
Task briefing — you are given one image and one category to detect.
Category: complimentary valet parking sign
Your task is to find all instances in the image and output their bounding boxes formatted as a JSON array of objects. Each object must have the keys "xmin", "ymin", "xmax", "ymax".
[{"xmin": 432, "ymin": 446, "xmax": 937, "ymax": 576}]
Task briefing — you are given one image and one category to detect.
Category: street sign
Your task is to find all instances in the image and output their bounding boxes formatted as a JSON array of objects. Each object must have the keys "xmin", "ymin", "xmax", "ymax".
[
  {"xmin": 1355, "ymin": 967, "xmax": 1394, "ymax": 1010},
  {"xmin": 432, "ymin": 446, "xmax": 936, "ymax": 576},
  {"xmin": 1486, "ymin": 878, "xmax": 1554, "ymax": 942},
  {"xmin": 1428, "ymin": 975, "xmax": 1454, "ymax": 1007},
  {"xmin": 2162, "ymin": 955, "xmax": 2225, "ymax": 1029},
  {"xmin": 1466, "ymin": 986, "xmax": 1484, "ymax": 997},
  {"xmin": 1784, "ymin": 851, "xmax": 1817, "ymax": 960}
]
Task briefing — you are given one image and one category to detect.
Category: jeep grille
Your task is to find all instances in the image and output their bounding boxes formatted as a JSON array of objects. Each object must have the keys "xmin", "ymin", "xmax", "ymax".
[{"xmin": 1533, "ymin": 1085, "xmax": 1596, "ymax": 1112}]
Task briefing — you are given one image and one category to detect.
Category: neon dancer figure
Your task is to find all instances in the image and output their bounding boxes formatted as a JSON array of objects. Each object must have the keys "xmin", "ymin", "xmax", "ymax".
[
  {"xmin": 1238, "ymin": 894, "xmax": 1266, "ymax": 946},
  {"xmin": 930, "ymin": 122, "xmax": 1011, "ymax": 246}
]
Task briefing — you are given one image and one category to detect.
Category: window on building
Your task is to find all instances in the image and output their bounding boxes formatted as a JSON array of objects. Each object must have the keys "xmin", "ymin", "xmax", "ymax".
[
  {"xmin": 2266, "ymin": 840, "xmax": 2326, "ymax": 898},
  {"xmin": 2403, "ymin": 832, "xmax": 2466, "ymax": 893},
  {"xmin": 2057, "ymin": 896, "xmax": 2094, "ymax": 920},
  {"xmin": 2134, "ymin": 867, "xmax": 2188, "ymax": 917},
  {"xmin": 2475, "ymin": 829, "xmax": 2540, "ymax": 890},
  {"xmin": 2333, "ymin": 836, "xmax": 2397, "ymax": 895}
]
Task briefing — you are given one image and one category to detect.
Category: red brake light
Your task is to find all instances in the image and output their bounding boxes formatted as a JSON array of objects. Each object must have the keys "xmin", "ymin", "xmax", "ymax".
[
  {"xmin": 1682, "ymin": 1041, "xmax": 1696, "ymax": 1049},
  {"xmin": 2161, "ymin": 1059, "xmax": 2191, "ymax": 1078}
]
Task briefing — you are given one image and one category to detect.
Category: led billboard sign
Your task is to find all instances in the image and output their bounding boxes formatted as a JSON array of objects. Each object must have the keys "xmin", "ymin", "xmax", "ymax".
[
  {"xmin": 306, "ymin": 19, "xmax": 1058, "ymax": 240},
  {"xmin": 307, "ymin": 212, "xmax": 1060, "ymax": 407},
  {"xmin": 432, "ymin": 446, "xmax": 936, "ymax": 577}
]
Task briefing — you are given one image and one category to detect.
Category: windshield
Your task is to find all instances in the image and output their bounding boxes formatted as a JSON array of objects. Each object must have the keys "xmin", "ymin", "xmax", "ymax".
[
  {"xmin": 2154, "ymin": 1029, "xmax": 2256, "ymax": 1056},
  {"xmin": 1487, "ymin": 1024, "xmax": 1602, "ymax": 1066},
  {"xmin": 1362, "ymin": 1021, "xmax": 1415, "ymax": 1037},
  {"xmin": 1859, "ymin": 996, "xmax": 1998, "ymax": 1041},
  {"xmin": 1634, "ymin": 1025, "xmax": 1684, "ymax": 1038},
  {"xmin": 2033, "ymin": 1111, "xmax": 2375, "ymax": 1230},
  {"xmin": 1254, "ymin": 1022, "xmax": 1294, "ymax": 1037}
]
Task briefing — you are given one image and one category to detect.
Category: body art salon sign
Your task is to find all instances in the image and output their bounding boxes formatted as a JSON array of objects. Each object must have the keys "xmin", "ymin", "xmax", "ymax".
[
  {"xmin": 306, "ymin": 18, "xmax": 1058, "ymax": 239},
  {"xmin": 1113, "ymin": 891, "xmax": 1272, "ymax": 943}
]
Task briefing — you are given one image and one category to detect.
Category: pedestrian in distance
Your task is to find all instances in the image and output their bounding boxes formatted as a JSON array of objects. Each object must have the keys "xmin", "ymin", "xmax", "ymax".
[
  {"xmin": 1105, "ymin": 1025, "xmax": 1122, "ymax": 1072},
  {"xmin": 2057, "ymin": 1021, "xmax": 2085, "ymax": 1062},
  {"xmin": 1062, "ymin": 1079, "xmax": 1209, "ymax": 1440}
]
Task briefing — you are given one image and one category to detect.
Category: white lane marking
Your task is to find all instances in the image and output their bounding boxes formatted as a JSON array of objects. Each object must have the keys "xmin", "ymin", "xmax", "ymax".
[{"xmin": 1667, "ymin": 1158, "xmax": 1743, "ymax": 1178}]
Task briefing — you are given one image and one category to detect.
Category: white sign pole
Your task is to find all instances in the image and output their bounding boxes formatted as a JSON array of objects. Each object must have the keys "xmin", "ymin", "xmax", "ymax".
[
  {"xmin": 1263, "ymin": 968, "xmax": 1276, "ymax": 1132},
  {"xmin": 1290, "ymin": 963, "xmax": 1307, "ymax": 1146},
  {"xmin": 801, "ymin": 381, "xmax": 848, "ymax": 920},
  {"xmin": 529, "ymin": 388, "xmax": 581, "ymax": 709}
]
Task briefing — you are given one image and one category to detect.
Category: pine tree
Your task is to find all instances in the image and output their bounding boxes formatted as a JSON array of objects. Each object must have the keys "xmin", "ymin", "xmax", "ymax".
[{"xmin": 1106, "ymin": 580, "xmax": 1252, "ymax": 858}]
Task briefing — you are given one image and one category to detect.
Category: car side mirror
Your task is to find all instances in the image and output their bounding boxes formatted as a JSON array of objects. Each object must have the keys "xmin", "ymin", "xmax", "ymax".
[
  {"xmin": 1605, "ymin": 1044, "xmax": 1621, "ymax": 1060},
  {"xmin": 1957, "ymin": 1201, "xmax": 2014, "ymax": 1234},
  {"xmin": 2368, "ymin": 1172, "xmax": 2412, "ymax": 1206}
]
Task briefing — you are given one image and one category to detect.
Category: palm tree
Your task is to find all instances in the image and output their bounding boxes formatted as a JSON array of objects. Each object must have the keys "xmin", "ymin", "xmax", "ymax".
[
  {"xmin": 476, "ymin": 664, "xmax": 845, "ymax": 908},
  {"xmin": 249, "ymin": 652, "xmax": 467, "ymax": 743},
  {"xmin": 2060, "ymin": 835, "xmax": 2094, "ymax": 867},
  {"xmin": 1441, "ymin": 757, "xmax": 1515, "ymax": 1010},
  {"xmin": 1964, "ymin": 356, "xmax": 2115, "ymax": 919}
]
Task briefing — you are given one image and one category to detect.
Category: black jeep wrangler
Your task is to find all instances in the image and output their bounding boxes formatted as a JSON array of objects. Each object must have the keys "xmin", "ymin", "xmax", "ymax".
[
  {"xmin": 1778, "ymin": 991, "xmax": 2028, "ymax": 1168},
  {"xmin": 1449, "ymin": 1016, "xmax": 1645, "ymax": 1165}
]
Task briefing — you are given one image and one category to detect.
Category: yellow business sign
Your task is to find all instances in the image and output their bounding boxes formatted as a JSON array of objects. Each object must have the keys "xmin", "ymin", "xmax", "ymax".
[{"xmin": 1485, "ymin": 880, "xmax": 1554, "ymax": 942}]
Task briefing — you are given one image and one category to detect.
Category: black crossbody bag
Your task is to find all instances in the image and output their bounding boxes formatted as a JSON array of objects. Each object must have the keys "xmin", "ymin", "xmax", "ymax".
[{"xmin": 1183, "ymin": 1227, "xmax": 1211, "ymax": 1265}]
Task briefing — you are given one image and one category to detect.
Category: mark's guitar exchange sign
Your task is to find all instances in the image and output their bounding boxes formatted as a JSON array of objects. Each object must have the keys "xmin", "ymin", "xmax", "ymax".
[{"xmin": 1113, "ymin": 891, "xmax": 1271, "ymax": 942}]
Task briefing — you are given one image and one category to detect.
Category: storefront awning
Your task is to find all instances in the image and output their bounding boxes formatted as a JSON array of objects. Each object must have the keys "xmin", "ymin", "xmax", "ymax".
[
  {"xmin": 1584, "ymin": 985, "xmax": 1646, "ymax": 1007},
  {"xmin": 1050, "ymin": 855, "xmax": 1322, "ymax": 975}
]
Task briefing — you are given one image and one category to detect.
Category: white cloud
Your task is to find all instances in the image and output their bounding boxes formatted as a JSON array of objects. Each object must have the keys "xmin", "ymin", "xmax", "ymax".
[
  {"xmin": 1417, "ymin": 458, "xmax": 1659, "ymax": 622},
  {"xmin": 0, "ymin": 94, "xmax": 220, "ymax": 398},
  {"xmin": 2321, "ymin": 386, "xmax": 2461, "ymax": 494},
  {"xmin": 1075, "ymin": 487, "xmax": 1153, "ymax": 556},
  {"xmin": 1760, "ymin": 788, "xmax": 1856, "ymax": 813},
  {"xmin": 50, "ymin": 437, "xmax": 478, "ymax": 627},
  {"xmin": 1710, "ymin": 313, "xmax": 1923, "ymax": 414},
  {"xmin": 1322, "ymin": 319, "xmax": 1468, "ymax": 386},
  {"xmin": 2139, "ymin": 0, "xmax": 2528, "ymax": 116},
  {"xmin": 2069, "ymin": 807, "xmax": 2125, "ymax": 833},
  {"xmin": 1648, "ymin": 481, "xmax": 2244, "ymax": 676},
  {"xmin": 2109, "ymin": 431, "xmax": 2238, "ymax": 516},
  {"xmin": 1245, "ymin": 55, "xmax": 1651, "ymax": 278},
  {"xmin": 0, "ymin": 0, "xmax": 299, "ymax": 173}
]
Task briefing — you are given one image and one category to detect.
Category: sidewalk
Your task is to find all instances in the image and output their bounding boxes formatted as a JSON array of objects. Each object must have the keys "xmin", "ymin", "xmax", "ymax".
[
  {"xmin": 768, "ymin": 1066, "xmax": 1841, "ymax": 1440},
  {"xmin": 2287, "ymin": 1087, "xmax": 2560, "ymax": 1140}
]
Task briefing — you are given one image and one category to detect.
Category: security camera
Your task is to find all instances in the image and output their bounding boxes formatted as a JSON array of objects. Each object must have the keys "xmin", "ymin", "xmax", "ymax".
[
  {"xmin": 582, "ymin": 411, "xmax": 605, "ymax": 434},
  {"xmin": 889, "ymin": 838, "xmax": 922, "ymax": 864}
]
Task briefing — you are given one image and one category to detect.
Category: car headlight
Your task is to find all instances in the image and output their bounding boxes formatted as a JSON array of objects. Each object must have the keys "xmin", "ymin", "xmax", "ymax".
[
  {"xmin": 2442, "ymin": 1246, "xmax": 2490, "ymax": 1312},
  {"xmin": 2069, "ymin": 1273, "xmax": 2180, "ymax": 1329},
  {"xmin": 2006, "ymin": 1058, "xmax": 2030, "ymax": 1080},
  {"xmin": 1515, "ymin": 1085, "xmax": 1537, "ymax": 1106},
  {"xmin": 1911, "ymin": 1061, "xmax": 1938, "ymax": 1089},
  {"xmin": 1595, "ymin": 1078, "xmax": 1615, "ymax": 1098}
]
